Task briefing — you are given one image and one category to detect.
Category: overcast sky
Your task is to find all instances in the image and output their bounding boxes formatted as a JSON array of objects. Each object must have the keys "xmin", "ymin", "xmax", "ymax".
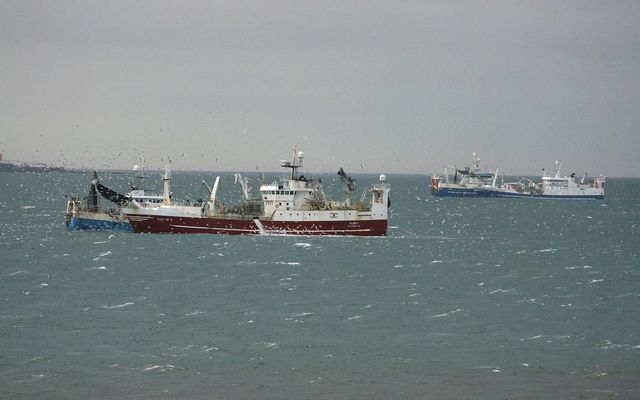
[{"xmin": 2, "ymin": 1, "xmax": 639, "ymax": 176}]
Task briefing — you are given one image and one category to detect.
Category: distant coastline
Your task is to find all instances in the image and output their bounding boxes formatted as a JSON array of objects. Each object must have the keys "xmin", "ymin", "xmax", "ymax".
[{"xmin": 0, "ymin": 159, "xmax": 65, "ymax": 172}]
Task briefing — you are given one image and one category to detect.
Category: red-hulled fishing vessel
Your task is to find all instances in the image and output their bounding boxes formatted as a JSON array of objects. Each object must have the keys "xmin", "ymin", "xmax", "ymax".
[{"xmin": 125, "ymin": 147, "xmax": 391, "ymax": 235}]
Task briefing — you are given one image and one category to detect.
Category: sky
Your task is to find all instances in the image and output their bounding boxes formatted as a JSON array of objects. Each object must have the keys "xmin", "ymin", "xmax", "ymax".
[{"xmin": 1, "ymin": 0, "xmax": 639, "ymax": 176}]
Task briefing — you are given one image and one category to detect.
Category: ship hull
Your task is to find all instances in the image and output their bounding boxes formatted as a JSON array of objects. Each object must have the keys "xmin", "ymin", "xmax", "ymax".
[
  {"xmin": 66, "ymin": 213, "xmax": 133, "ymax": 231},
  {"xmin": 431, "ymin": 186, "xmax": 486, "ymax": 197},
  {"xmin": 432, "ymin": 186, "xmax": 604, "ymax": 199},
  {"xmin": 126, "ymin": 214, "xmax": 387, "ymax": 236},
  {"xmin": 478, "ymin": 191, "xmax": 604, "ymax": 199}
]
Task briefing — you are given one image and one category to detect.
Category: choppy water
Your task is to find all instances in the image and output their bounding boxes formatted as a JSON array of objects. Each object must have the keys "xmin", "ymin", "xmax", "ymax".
[{"xmin": 1, "ymin": 171, "xmax": 639, "ymax": 399}]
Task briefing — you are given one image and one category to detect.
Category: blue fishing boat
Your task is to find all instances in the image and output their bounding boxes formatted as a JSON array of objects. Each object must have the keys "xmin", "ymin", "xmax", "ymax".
[
  {"xmin": 430, "ymin": 153, "xmax": 497, "ymax": 197},
  {"xmin": 65, "ymin": 160, "xmax": 164, "ymax": 231}
]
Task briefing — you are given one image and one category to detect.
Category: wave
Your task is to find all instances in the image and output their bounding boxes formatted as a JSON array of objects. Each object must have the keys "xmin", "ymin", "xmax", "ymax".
[
  {"xmin": 101, "ymin": 302, "xmax": 134, "ymax": 309},
  {"xmin": 143, "ymin": 364, "xmax": 175, "ymax": 372},
  {"xmin": 433, "ymin": 308, "xmax": 464, "ymax": 318},
  {"xmin": 489, "ymin": 288, "xmax": 517, "ymax": 294}
]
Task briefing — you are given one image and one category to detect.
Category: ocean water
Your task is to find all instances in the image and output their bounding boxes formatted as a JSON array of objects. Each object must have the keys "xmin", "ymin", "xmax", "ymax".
[{"xmin": 1, "ymin": 171, "xmax": 639, "ymax": 399}]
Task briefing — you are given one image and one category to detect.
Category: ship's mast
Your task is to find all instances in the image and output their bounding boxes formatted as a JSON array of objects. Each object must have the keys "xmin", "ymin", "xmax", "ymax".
[
  {"xmin": 472, "ymin": 153, "xmax": 480, "ymax": 173},
  {"xmin": 280, "ymin": 145, "xmax": 304, "ymax": 181},
  {"xmin": 162, "ymin": 161, "xmax": 171, "ymax": 205},
  {"xmin": 554, "ymin": 160, "xmax": 562, "ymax": 178},
  {"xmin": 133, "ymin": 156, "xmax": 145, "ymax": 190}
]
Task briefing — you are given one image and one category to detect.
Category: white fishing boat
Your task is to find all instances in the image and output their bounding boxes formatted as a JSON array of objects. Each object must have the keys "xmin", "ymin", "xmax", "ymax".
[
  {"xmin": 125, "ymin": 146, "xmax": 391, "ymax": 235},
  {"xmin": 431, "ymin": 156, "xmax": 605, "ymax": 199},
  {"xmin": 476, "ymin": 161, "xmax": 605, "ymax": 199}
]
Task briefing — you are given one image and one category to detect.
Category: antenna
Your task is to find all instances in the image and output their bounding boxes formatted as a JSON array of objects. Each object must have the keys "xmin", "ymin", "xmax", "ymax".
[
  {"xmin": 280, "ymin": 145, "xmax": 304, "ymax": 180},
  {"xmin": 133, "ymin": 155, "xmax": 145, "ymax": 190},
  {"xmin": 473, "ymin": 153, "xmax": 480, "ymax": 171}
]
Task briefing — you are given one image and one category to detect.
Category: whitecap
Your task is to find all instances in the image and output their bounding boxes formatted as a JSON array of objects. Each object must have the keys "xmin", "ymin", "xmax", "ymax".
[
  {"xmin": 489, "ymin": 288, "xmax": 516, "ymax": 294},
  {"xmin": 93, "ymin": 241, "xmax": 107, "ymax": 244},
  {"xmin": 533, "ymin": 248, "xmax": 557, "ymax": 254},
  {"xmin": 433, "ymin": 308, "xmax": 463, "ymax": 318},
  {"xmin": 21, "ymin": 205, "xmax": 35, "ymax": 209},
  {"xmin": 430, "ymin": 260, "xmax": 443, "ymax": 264},
  {"xmin": 185, "ymin": 310, "xmax": 204, "ymax": 316},
  {"xmin": 101, "ymin": 302, "xmax": 134, "ymax": 309},
  {"xmin": 347, "ymin": 315, "xmax": 362, "ymax": 321},
  {"xmin": 588, "ymin": 279, "xmax": 604, "ymax": 284},
  {"xmin": 9, "ymin": 270, "xmax": 28, "ymax": 276},
  {"xmin": 37, "ymin": 283, "xmax": 48, "ymax": 288},
  {"xmin": 565, "ymin": 265, "xmax": 592, "ymax": 270},
  {"xmin": 92, "ymin": 251, "xmax": 112, "ymax": 261},
  {"xmin": 290, "ymin": 312, "xmax": 314, "ymax": 318},
  {"xmin": 143, "ymin": 364, "xmax": 175, "ymax": 372},
  {"xmin": 275, "ymin": 261, "xmax": 300, "ymax": 265},
  {"xmin": 294, "ymin": 243, "xmax": 312, "ymax": 248}
]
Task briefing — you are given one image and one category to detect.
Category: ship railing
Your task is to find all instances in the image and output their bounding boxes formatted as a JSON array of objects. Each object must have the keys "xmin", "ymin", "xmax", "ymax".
[{"xmin": 202, "ymin": 211, "xmax": 260, "ymax": 220}]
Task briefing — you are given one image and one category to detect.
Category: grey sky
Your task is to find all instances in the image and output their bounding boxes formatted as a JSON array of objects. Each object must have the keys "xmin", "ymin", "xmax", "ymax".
[{"xmin": 2, "ymin": 1, "xmax": 639, "ymax": 176}]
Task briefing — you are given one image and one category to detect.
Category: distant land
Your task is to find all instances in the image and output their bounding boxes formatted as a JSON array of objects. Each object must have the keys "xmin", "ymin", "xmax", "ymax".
[{"xmin": 0, "ymin": 159, "xmax": 65, "ymax": 172}]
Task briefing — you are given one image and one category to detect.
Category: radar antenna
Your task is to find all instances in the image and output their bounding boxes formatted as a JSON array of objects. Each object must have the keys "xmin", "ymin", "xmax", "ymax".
[{"xmin": 280, "ymin": 145, "xmax": 304, "ymax": 180}]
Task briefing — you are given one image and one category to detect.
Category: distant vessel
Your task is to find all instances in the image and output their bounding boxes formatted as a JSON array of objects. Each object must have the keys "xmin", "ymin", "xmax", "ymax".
[
  {"xmin": 431, "ymin": 158, "xmax": 605, "ymax": 199},
  {"xmin": 475, "ymin": 161, "xmax": 605, "ymax": 199},
  {"xmin": 430, "ymin": 153, "xmax": 497, "ymax": 197},
  {"xmin": 125, "ymin": 146, "xmax": 391, "ymax": 235},
  {"xmin": 0, "ymin": 153, "xmax": 65, "ymax": 172},
  {"xmin": 65, "ymin": 160, "xmax": 163, "ymax": 231}
]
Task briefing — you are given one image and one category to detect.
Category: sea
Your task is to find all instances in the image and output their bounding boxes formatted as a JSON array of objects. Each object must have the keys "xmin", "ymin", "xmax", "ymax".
[{"xmin": 1, "ymin": 170, "xmax": 639, "ymax": 399}]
